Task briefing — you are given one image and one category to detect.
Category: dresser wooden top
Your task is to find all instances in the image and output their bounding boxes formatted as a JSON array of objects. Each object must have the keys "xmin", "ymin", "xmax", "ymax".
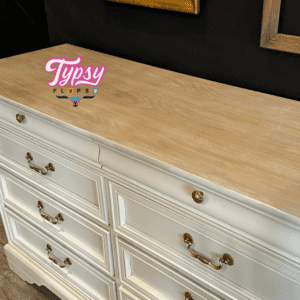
[{"xmin": 0, "ymin": 44, "xmax": 299, "ymax": 218}]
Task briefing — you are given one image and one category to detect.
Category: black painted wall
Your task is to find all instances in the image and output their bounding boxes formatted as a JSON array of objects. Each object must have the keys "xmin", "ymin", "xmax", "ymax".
[
  {"xmin": 0, "ymin": 0, "xmax": 50, "ymax": 59},
  {"xmin": 20, "ymin": 0, "xmax": 300, "ymax": 101}
]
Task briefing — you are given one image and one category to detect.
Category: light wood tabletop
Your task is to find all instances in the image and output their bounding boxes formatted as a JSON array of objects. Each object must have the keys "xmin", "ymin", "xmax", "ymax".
[{"xmin": 0, "ymin": 44, "xmax": 299, "ymax": 218}]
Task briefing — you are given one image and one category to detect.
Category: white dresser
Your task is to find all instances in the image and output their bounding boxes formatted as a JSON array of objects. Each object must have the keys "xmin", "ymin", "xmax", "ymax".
[{"xmin": 0, "ymin": 44, "xmax": 300, "ymax": 300}]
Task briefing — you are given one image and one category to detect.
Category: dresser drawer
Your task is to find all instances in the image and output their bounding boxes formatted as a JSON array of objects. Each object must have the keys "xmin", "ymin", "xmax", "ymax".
[
  {"xmin": 0, "ymin": 169, "xmax": 114, "ymax": 275},
  {"xmin": 116, "ymin": 237, "xmax": 222, "ymax": 300},
  {"xmin": 100, "ymin": 143, "xmax": 300, "ymax": 266},
  {"xmin": 0, "ymin": 126, "xmax": 109, "ymax": 225},
  {"xmin": 0, "ymin": 99, "xmax": 99, "ymax": 162},
  {"xmin": 110, "ymin": 181, "xmax": 300, "ymax": 300},
  {"xmin": 118, "ymin": 285, "xmax": 150, "ymax": 300},
  {"xmin": 3, "ymin": 205, "xmax": 117, "ymax": 300}
]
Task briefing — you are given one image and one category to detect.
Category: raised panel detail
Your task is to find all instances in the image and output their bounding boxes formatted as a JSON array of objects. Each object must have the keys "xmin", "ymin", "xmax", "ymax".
[
  {"xmin": 116, "ymin": 238, "xmax": 222, "ymax": 300},
  {"xmin": 3, "ymin": 205, "xmax": 117, "ymax": 300},
  {"xmin": 0, "ymin": 169, "xmax": 114, "ymax": 275},
  {"xmin": 0, "ymin": 126, "xmax": 109, "ymax": 225},
  {"xmin": 110, "ymin": 181, "xmax": 300, "ymax": 300}
]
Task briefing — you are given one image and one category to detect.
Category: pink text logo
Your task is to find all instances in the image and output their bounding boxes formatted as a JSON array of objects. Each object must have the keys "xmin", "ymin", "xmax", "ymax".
[{"xmin": 45, "ymin": 55, "xmax": 106, "ymax": 87}]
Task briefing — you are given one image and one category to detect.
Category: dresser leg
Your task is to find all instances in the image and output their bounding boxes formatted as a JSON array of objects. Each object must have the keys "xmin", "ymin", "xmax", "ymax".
[
  {"xmin": 7, "ymin": 259, "xmax": 38, "ymax": 285},
  {"xmin": 4, "ymin": 243, "xmax": 89, "ymax": 300}
]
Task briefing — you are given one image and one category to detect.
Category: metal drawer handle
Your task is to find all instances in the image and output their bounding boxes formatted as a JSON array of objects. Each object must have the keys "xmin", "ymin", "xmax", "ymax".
[
  {"xmin": 192, "ymin": 190, "xmax": 203, "ymax": 203},
  {"xmin": 16, "ymin": 113, "xmax": 25, "ymax": 123},
  {"xmin": 183, "ymin": 233, "xmax": 234, "ymax": 270},
  {"xmin": 25, "ymin": 152, "xmax": 55, "ymax": 175},
  {"xmin": 46, "ymin": 244, "xmax": 71, "ymax": 268},
  {"xmin": 37, "ymin": 201, "xmax": 63, "ymax": 224},
  {"xmin": 185, "ymin": 292, "xmax": 194, "ymax": 300}
]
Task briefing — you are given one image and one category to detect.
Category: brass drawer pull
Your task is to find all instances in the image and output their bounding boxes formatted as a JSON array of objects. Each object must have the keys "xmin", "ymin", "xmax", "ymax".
[
  {"xmin": 25, "ymin": 152, "xmax": 55, "ymax": 175},
  {"xmin": 46, "ymin": 244, "xmax": 71, "ymax": 268},
  {"xmin": 37, "ymin": 201, "xmax": 63, "ymax": 224},
  {"xmin": 16, "ymin": 113, "xmax": 25, "ymax": 123},
  {"xmin": 185, "ymin": 292, "xmax": 194, "ymax": 300},
  {"xmin": 183, "ymin": 233, "xmax": 234, "ymax": 270},
  {"xmin": 192, "ymin": 190, "xmax": 203, "ymax": 203}
]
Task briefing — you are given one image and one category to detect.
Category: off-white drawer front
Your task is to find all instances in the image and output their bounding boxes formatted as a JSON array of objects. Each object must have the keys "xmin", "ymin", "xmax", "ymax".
[
  {"xmin": 3, "ymin": 205, "xmax": 117, "ymax": 300},
  {"xmin": 0, "ymin": 99, "xmax": 99, "ymax": 162},
  {"xmin": 0, "ymin": 126, "xmax": 109, "ymax": 225},
  {"xmin": 0, "ymin": 169, "xmax": 114, "ymax": 275},
  {"xmin": 100, "ymin": 144, "xmax": 300, "ymax": 266},
  {"xmin": 118, "ymin": 285, "xmax": 149, "ymax": 300},
  {"xmin": 116, "ymin": 237, "xmax": 222, "ymax": 300},
  {"xmin": 110, "ymin": 181, "xmax": 300, "ymax": 300}
]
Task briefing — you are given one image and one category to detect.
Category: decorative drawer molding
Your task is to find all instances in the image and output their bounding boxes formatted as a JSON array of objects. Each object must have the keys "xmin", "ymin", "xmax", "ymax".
[
  {"xmin": 118, "ymin": 285, "xmax": 149, "ymax": 300},
  {"xmin": 0, "ymin": 98, "xmax": 99, "ymax": 163},
  {"xmin": 3, "ymin": 205, "xmax": 117, "ymax": 300},
  {"xmin": 0, "ymin": 169, "xmax": 114, "ymax": 276},
  {"xmin": 99, "ymin": 142, "xmax": 300, "ymax": 265},
  {"xmin": 116, "ymin": 237, "xmax": 223, "ymax": 300},
  {"xmin": 5, "ymin": 243, "xmax": 91, "ymax": 300},
  {"xmin": 110, "ymin": 181, "xmax": 300, "ymax": 300},
  {"xmin": 0, "ymin": 125, "xmax": 109, "ymax": 226},
  {"xmin": 1, "ymin": 43, "xmax": 300, "ymax": 300}
]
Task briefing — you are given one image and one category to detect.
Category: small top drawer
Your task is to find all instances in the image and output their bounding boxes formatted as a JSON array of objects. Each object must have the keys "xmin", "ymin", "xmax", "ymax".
[
  {"xmin": 0, "ymin": 126, "xmax": 109, "ymax": 225},
  {"xmin": 0, "ymin": 99, "xmax": 99, "ymax": 162},
  {"xmin": 109, "ymin": 181, "xmax": 300, "ymax": 300}
]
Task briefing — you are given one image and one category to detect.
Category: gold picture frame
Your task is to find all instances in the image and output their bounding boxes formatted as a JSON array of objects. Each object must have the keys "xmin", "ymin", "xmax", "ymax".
[
  {"xmin": 105, "ymin": 0, "xmax": 200, "ymax": 14},
  {"xmin": 260, "ymin": 0, "xmax": 300, "ymax": 54}
]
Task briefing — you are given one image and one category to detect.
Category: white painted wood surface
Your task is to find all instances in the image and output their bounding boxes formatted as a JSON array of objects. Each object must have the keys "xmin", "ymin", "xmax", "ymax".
[
  {"xmin": 110, "ymin": 181, "xmax": 300, "ymax": 300},
  {"xmin": 0, "ymin": 155, "xmax": 109, "ymax": 228},
  {"xmin": 116, "ymin": 237, "xmax": 223, "ymax": 300},
  {"xmin": 0, "ymin": 168, "xmax": 114, "ymax": 275},
  {"xmin": 100, "ymin": 144, "xmax": 300, "ymax": 265},
  {"xmin": 0, "ymin": 124, "xmax": 110, "ymax": 226},
  {"xmin": 118, "ymin": 285, "xmax": 149, "ymax": 300},
  {"xmin": 0, "ymin": 126, "xmax": 109, "ymax": 225},
  {"xmin": 5, "ymin": 244, "xmax": 91, "ymax": 300},
  {"xmin": 0, "ymin": 61, "xmax": 300, "ymax": 299},
  {"xmin": 3, "ymin": 205, "xmax": 117, "ymax": 300},
  {"xmin": 0, "ymin": 100, "xmax": 99, "ymax": 163}
]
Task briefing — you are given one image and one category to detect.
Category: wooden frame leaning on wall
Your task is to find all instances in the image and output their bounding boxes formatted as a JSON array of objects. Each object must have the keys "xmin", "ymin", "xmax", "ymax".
[{"xmin": 260, "ymin": 0, "xmax": 300, "ymax": 54}]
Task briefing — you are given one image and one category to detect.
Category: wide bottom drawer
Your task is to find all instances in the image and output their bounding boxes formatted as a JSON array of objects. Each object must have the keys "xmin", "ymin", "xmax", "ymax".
[
  {"xmin": 5, "ymin": 243, "xmax": 90, "ymax": 300},
  {"xmin": 3, "ymin": 205, "xmax": 117, "ymax": 300},
  {"xmin": 110, "ymin": 181, "xmax": 300, "ymax": 300},
  {"xmin": 116, "ymin": 237, "xmax": 223, "ymax": 300}
]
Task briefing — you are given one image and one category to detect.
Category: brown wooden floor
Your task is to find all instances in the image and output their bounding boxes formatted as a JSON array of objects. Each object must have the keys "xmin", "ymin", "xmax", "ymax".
[{"xmin": 0, "ymin": 214, "xmax": 61, "ymax": 300}]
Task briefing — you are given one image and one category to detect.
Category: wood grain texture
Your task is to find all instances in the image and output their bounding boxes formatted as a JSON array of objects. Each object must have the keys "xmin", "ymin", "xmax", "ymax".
[
  {"xmin": 262, "ymin": 33, "xmax": 300, "ymax": 54},
  {"xmin": 0, "ymin": 214, "xmax": 60, "ymax": 300},
  {"xmin": 260, "ymin": 0, "xmax": 281, "ymax": 47},
  {"xmin": 0, "ymin": 44, "xmax": 299, "ymax": 218},
  {"xmin": 260, "ymin": 0, "xmax": 300, "ymax": 54}
]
